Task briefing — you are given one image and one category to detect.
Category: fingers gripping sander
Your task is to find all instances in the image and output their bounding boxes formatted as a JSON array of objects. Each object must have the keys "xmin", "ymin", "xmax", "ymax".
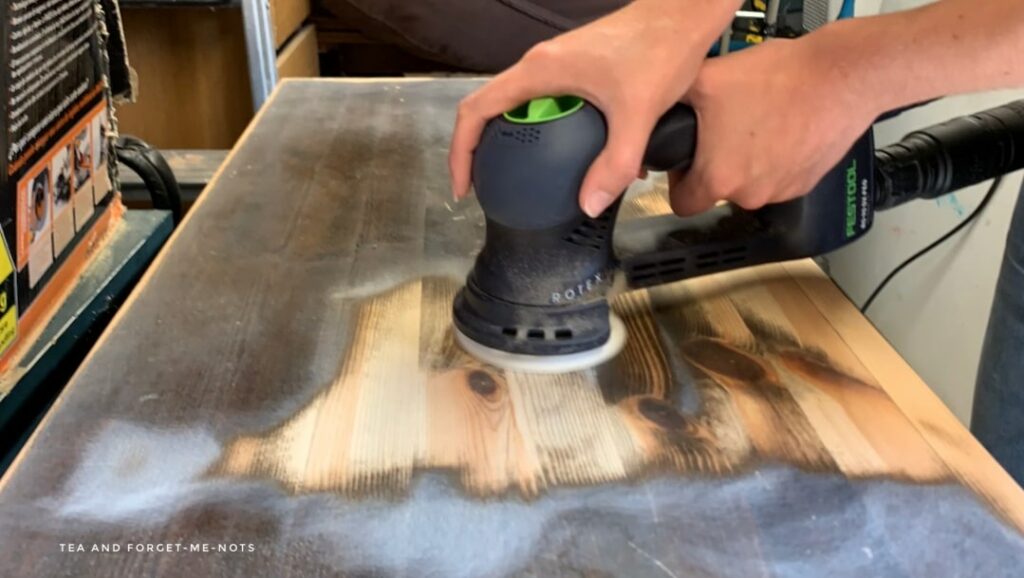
[{"xmin": 453, "ymin": 97, "xmax": 1024, "ymax": 372}]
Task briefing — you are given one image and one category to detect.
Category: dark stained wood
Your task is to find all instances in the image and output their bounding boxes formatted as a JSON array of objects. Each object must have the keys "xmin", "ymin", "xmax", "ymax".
[{"xmin": 0, "ymin": 79, "xmax": 1022, "ymax": 577}]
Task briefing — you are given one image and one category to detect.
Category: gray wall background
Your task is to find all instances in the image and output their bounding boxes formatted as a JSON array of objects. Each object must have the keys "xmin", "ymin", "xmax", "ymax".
[{"xmin": 824, "ymin": 0, "xmax": 1024, "ymax": 424}]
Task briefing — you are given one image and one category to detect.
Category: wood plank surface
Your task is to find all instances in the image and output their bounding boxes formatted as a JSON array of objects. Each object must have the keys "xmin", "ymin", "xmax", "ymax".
[
  {"xmin": 0, "ymin": 79, "xmax": 1022, "ymax": 577},
  {"xmin": 270, "ymin": 0, "xmax": 312, "ymax": 49},
  {"xmin": 276, "ymin": 25, "xmax": 321, "ymax": 80}
]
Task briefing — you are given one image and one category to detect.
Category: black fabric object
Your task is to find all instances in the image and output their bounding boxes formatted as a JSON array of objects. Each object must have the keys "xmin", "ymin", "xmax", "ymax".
[
  {"xmin": 972, "ymin": 178, "xmax": 1024, "ymax": 486},
  {"xmin": 318, "ymin": 0, "xmax": 628, "ymax": 71}
]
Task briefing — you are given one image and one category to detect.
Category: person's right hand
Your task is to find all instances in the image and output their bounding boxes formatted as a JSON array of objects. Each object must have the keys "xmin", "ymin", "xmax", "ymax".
[{"xmin": 449, "ymin": 0, "xmax": 741, "ymax": 217}]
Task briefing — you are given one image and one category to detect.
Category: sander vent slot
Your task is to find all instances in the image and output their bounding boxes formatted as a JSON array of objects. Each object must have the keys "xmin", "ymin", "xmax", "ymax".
[
  {"xmin": 658, "ymin": 266, "xmax": 688, "ymax": 277},
  {"xmin": 628, "ymin": 245, "xmax": 748, "ymax": 283},
  {"xmin": 497, "ymin": 326, "xmax": 575, "ymax": 341},
  {"xmin": 565, "ymin": 235, "xmax": 603, "ymax": 250},
  {"xmin": 502, "ymin": 127, "xmax": 542, "ymax": 144},
  {"xmin": 565, "ymin": 216, "xmax": 611, "ymax": 250},
  {"xmin": 637, "ymin": 256, "xmax": 687, "ymax": 271},
  {"xmin": 628, "ymin": 255, "xmax": 688, "ymax": 282},
  {"xmin": 695, "ymin": 245, "xmax": 748, "ymax": 269}
]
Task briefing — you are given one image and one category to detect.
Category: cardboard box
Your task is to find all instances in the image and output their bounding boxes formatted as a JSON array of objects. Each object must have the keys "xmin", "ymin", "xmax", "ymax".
[{"xmin": 1, "ymin": 0, "xmax": 119, "ymax": 364}]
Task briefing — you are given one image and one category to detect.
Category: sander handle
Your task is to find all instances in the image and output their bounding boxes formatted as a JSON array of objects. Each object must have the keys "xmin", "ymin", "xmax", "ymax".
[
  {"xmin": 639, "ymin": 99, "xmax": 1024, "ymax": 204},
  {"xmin": 620, "ymin": 102, "xmax": 876, "ymax": 289},
  {"xmin": 620, "ymin": 99, "xmax": 1024, "ymax": 289},
  {"xmin": 642, "ymin": 103, "xmax": 699, "ymax": 173}
]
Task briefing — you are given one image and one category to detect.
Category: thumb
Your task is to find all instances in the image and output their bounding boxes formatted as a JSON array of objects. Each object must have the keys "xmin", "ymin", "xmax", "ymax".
[{"xmin": 578, "ymin": 113, "xmax": 656, "ymax": 218}]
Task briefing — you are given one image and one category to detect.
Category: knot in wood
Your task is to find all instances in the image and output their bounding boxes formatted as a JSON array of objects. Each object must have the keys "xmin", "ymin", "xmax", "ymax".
[
  {"xmin": 637, "ymin": 397, "xmax": 687, "ymax": 430},
  {"xmin": 467, "ymin": 370, "xmax": 499, "ymax": 396}
]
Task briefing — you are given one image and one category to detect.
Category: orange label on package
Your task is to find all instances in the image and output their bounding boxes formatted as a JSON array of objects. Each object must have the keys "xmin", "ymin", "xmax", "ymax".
[{"xmin": 16, "ymin": 101, "xmax": 108, "ymax": 275}]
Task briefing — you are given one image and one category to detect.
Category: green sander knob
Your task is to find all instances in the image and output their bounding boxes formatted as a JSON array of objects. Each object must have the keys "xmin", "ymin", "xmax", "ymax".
[
  {"xmin": 502, "ymin": 96, "xmax": 587, "ymax": 124},
  {"xmin": 471, "ymin": 97, "xmax": 697, "ymax": 231}
]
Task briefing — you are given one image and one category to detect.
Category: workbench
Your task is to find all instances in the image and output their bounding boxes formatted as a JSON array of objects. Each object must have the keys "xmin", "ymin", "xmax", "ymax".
[
  {"xmin": 0, "ymin": 79, "xmax": 1021, "ymax": 577},
  {"xmin": 0, "ymin": 210, "xmax": 173, "ymax": 475}
]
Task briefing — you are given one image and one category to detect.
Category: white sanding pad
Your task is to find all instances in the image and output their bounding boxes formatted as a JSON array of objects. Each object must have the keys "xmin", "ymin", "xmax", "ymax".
[{"xmin": 455, "ymin": 314, "xmax": 627, "ymax": 374}]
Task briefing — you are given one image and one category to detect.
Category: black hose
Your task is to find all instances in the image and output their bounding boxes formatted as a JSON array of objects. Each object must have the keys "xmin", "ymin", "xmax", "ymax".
[
  {"xmin": 874, "ymin": 100, "xmax": 1024, "ymax": 210},
  {"xmin": 115, "ymin": 136, "xmax": 183, "ymax": 224}
]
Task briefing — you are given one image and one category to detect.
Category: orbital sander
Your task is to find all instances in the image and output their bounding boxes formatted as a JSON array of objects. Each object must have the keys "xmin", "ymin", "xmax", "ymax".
[{"xmin": 453, "ymin": 96, "xmax": 1024, "ymax": 372}]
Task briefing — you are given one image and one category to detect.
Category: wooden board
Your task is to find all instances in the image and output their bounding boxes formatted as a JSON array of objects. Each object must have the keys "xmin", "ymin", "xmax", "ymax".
[
  {"xmin": 270, "ymin": 0, "xmax": 311, "ymax": 49},
  {"xmin": 117, "ymin": 8, "xmax": 316, "ymax": 150},
  {"xmin": 0, "ymin": 79, "xmax": 1022, "ymax": 577},
  {"xmin": 276, "ymin": 25, "xmax": 320, "ymax": 80},
  {"xmin": 116, "ymin": 7, "xmax": 254, "ymax": 149}
]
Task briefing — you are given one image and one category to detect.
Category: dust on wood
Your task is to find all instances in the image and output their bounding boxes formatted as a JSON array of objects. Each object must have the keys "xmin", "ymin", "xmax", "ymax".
[{"xmin": 213, "ymin": 187, "xmax": 956, "ymax": 503}]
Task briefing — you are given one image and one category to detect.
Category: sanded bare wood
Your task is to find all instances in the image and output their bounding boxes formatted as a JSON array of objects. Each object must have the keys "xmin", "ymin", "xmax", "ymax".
[
  {"xmin": 212, "ymin": 183, "xmax": 957, "ymax": 496},
  {"xmin": 0, "ymin": 80, "xmax": 1021, "ymax": 578}
]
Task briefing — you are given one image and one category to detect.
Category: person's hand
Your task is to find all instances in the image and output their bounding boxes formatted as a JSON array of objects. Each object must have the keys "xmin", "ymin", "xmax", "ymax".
[
  {"xmin": 449, "ymin": 0, "xmax": 741, "ymax": 217},
  {"xmin": 670, "ymin": 36, "xmax": 880, "ymax": 216}
]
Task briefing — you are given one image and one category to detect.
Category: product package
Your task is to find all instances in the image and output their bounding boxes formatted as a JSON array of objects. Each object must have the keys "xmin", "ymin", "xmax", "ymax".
[{"xmin": 1, "ymin": 0, "xmax": 122, "ymax": 363}]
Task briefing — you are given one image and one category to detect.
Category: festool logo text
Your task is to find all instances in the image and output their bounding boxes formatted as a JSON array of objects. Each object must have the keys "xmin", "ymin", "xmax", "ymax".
[{"xmin": 845, "ymin": 160, "xmax": 858, "ymax": 238}]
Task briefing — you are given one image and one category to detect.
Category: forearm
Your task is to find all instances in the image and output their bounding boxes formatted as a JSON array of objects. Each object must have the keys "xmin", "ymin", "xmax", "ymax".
[
  {"xmin": 631, "ymin": 0, "xmax": 745, "ymax": 48},
  {"xmin": 809, "ymin": 0, "xmax": 1024, "ymax": 116}
]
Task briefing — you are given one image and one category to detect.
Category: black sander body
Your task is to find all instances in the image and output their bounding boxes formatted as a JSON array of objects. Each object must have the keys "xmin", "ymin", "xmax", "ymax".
[{"xmin": 452, "ymin": 97, "xmax": 1024, "ymax": 372}]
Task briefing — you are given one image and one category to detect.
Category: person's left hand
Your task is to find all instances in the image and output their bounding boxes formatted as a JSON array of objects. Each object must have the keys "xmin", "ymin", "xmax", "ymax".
[{"xmin": 669, "ymin": 33, "xmax": 881, "ymax": 216}]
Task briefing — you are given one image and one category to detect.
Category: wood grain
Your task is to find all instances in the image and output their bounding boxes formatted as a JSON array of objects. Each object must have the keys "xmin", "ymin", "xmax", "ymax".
[
  {"xmin": 270, "ymin": 0, "xmax": 311, "ymax": 49},
  {"xmin": 116, "ymin": 7, "xmax": 254, "ymax": 149},
  {"xmin": 276, "ymin": 25, "xmax": 320, "ymax": 80},
  {"xmin": 0, "ymin": 80, "xmax": 1021, "ymax": 578},
  {"xmin": 117, "ymin": 7, "xmax": 316, "ymax": 150},
  {"xmin": 214, "ymin": 184, "xmax": 955, "ymax": 500}
]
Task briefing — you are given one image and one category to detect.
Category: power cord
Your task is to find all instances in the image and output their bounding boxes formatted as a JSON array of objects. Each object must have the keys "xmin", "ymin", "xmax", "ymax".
[
  {"xmin": 115, "ymin": 135, "xmax": 184, "ymax": 224},
  {"xmin": 861, "ymin": 177, "xmax": 1003, "ymax": 312}
]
